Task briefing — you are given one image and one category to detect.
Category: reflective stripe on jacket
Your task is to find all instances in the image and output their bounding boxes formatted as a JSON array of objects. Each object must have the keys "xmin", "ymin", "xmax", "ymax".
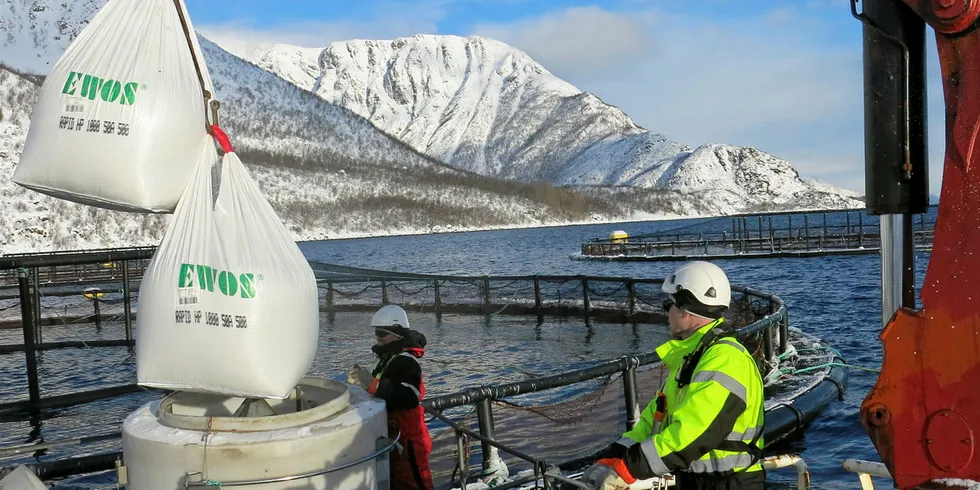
[{"xmin": 623, "ymin": 318, "xmax": 765, "ymax": 478}]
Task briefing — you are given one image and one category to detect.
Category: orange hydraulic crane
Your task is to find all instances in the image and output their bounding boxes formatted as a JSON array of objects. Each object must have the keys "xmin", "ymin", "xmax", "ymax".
[{"xmin": 854, "ymin": 0, "xmax": 980, "ymax": 487}]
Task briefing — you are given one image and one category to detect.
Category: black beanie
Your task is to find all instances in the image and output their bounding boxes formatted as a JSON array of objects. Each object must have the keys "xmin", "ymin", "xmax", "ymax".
[{"xmin": 672, "ymin": 289, "xmax": 728, "ymax": 320}]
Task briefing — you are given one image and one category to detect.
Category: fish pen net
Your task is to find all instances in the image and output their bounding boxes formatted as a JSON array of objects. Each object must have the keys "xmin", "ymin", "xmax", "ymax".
[
  {"xmin": 313, "ymin": 262, "xmax": 683, "ymax": 323},
  {"xmin": 0, "ymin": 256, "xmax": 836, "ymax": 490},
  {"xmin": 307, "ymin": 264, "xmax": 794, "ymax": 489},
  {"xmin": 426, "ymin": 364, "xmax": 670, "ymax": 488}
]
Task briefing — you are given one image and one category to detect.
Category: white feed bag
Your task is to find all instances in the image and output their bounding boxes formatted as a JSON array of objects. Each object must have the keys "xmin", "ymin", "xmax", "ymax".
[
  {"xmin": 0, "ymin": 466, "xmax": 49, "ymax": 490},
  {"xmin": 13, "ymin": 0, "xmax": 212, "ymax": 213},
  {"xmin": 136, "ymin": 133, "xmax": 319, "ymax": 398}
]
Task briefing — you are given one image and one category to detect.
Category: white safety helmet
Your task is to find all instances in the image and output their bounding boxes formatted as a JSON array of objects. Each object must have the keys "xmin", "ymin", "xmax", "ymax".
[
  {"xmin": 371, "ymin": 305, "xmax": 410, "ymax": 329},
  {"xmin": 662, "ymin": 261, "xmax": 732, "ymax": 308}
]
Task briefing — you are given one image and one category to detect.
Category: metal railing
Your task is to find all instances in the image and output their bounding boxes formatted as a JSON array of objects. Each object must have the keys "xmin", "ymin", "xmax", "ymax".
[
  {"xmin": 179, "ymin": 435, "xmax": 400, "ymax": 488},
  {"xmin": 1, "ymin": 254, "xmax": 790, "ymax": 414},
  {"xmin": 0, "ymin": 249, "xmax": 801, "ymax": 488},
  {"xmin": 410, "ymin": 288, "xmax": 789, "ymax": 488},
  {"xmin": 842, "ymin": 459, "xmax": 892, "ymax": 490}
]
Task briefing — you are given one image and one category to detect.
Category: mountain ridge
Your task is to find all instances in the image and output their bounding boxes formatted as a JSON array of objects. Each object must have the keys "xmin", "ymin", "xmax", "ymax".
[
  {"xmin": 241, "ymin": 33, "xmax": 863, "ymax": 212},
  {"xmin": 0, "ymin": 1, "xmax": 862, "ymax": 253}
]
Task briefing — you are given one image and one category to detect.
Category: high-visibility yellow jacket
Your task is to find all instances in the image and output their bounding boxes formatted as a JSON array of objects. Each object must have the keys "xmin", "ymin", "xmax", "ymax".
[{"xmin": 618, "ymin": 318, "xmax": 765, "ymax": 479}]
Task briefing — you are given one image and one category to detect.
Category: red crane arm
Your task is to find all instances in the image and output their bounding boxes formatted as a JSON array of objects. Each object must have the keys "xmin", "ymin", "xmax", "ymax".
[{"xmin": 861, "ymin": 1, "xmax": 980, "ymax": 487}]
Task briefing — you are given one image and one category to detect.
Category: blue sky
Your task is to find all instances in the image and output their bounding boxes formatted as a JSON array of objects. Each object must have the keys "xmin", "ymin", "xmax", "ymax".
[{"xmin": 189, "ymin": 1, "xmax": 946, "ymax": 195}]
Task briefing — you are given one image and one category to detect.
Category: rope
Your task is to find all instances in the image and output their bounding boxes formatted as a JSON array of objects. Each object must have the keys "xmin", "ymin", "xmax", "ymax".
[
  {"xmin": 488, "ymin": 373, "xmax": 617, "ymax": 424},
  {"xmin": 585, "ymin": 282, "xmax": 626, "ymax": 298},
  {"xmin": 486, "ymin": 303, "xmax": 509, "ymax": 317},
  {"xmin": 446, "ymin": 279, "xmax": 482, "ymax": 287},
  {"xmin": 36, "ymin": 287, "xmax": 94, "ymax": 349},
  {"xmin": 485, "ymin": 286, "xmax": 535, "ymax": 318},
  {"xmin": 539, "ymin": 277, "xmax": 573, "ymax": 285},
  {"xmin": 633, "ymin": 293, "xmax": 663, "ymax": 309},
  {"xmin": 487, "ymin": 279, "xmax": 524, "ymax": 291},
  {"xmin": 0, "ymin": 302, "xmax": 20, "ymax": 312},
  {"xmin": 331, "ymin": 285, "xmax": 376, "ymax": 298},
  {"xmin": 554, "ymin": 285, "xmax": 583, "ymax": 298},
  {"xmin": 795, "ymin": 346, "xmax": 843, "ymax": 358},
  {"xmin": 766, "ymin": 338, "xmax": 878, "ymax": 384},
  {"xmin": 779, "ymin": 362, "xmax": 879, "ymax": 375},
  {"xmin": 389, "ymin": 281, "xmax": 432, "ymax": 296}
]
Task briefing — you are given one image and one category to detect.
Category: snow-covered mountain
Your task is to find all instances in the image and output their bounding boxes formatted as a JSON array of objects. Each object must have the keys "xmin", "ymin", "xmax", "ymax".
[
  {"xmin": 4, "ymin": 59, "xmax": 667, "ymax": 253},
  {"xmin": 0, "ymin": 1, "xmax": 862, "ymax": 253},
  {"xmin": 245, "ymin": 35, "xmax": 863, "ymax": 210},
  {"xmin": 0, "ymin": 0, "xmax": 101, "ymax": 74},
  {"xmin": 0, "ymin": 1, "xmax": 663, "ymax": 253}
]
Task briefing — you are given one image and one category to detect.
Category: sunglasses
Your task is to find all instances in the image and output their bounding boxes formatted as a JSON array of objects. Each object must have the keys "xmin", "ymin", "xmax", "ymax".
[
  {"xmin": 375, "ymin": 328, "xmax": 394, "ymax": 338},
  {"xmin": 662, "ymin": 298, "xmax": 675, "ymax": 311}
]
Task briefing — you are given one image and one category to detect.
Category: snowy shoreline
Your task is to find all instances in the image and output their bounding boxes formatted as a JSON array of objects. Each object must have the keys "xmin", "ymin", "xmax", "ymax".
[{"xmin": 297, "ymin": 211, "xmax": 696, "ymax": 243}]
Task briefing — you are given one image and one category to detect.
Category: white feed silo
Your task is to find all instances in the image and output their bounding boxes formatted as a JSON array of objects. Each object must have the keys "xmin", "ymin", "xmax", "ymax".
[{"xmin": 121, "ymin": 378, "xmax": 390, "ymax": 490}]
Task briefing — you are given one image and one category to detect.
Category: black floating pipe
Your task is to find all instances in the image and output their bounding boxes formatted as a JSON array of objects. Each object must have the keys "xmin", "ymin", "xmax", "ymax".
[
  {"xmin": 483, "ymin": 276, "xmax": 492, "ymax": 312},
  {"xmin": 627, "ymin": 280, "xmax": 636, "ymax": 315},
  {"xmin": 123, "ymin": 261, "xmax": 133, "ymax": 345},
  {"xmin": 433, "ymin": 280, "xmax": 442, "ymax": 314},
  {"xmin": 763, "ymin": 357, "xmax": 849, "ymax": 449},
  {"xmin": 0, "ymin": 452, "xmax": 122, "ymax": 481},
  {"xmin": 763, "ymin": 326, "xmax": 775, "ymax": 363},
  {"xmin": 0, "ymin": 248, "xmax": 155, "ymax": 270},
  {"xmin": 0, "ymin": 384, "xmax": 149, "ymax": 416},
  {"xmin": 623, "ymin": 366, "xmax": 640, "ymax": 431},
  {"xmin": 779, "ymin": 312, "xmax": 790, "ymax": 355},
  {"xmin": 858, "ymin": 0, "xmax": 928, "ymax": 215},
  {"xmin": 735, "ymin": 307, "xmax": 787, "ymax": 341},
  {"xmin": 0, "ymin": 339, "xmax": 132, "ymax": 355},
  {"xmin": 476, "ymin": 399, "xmax": 498, "ymax": 471},
  {"xmin": 427, "ymin": 409, "xmax": 547, "ymax": 470},
  {"xmin": 0, "ymin": 431, "xmax": 122, "ymax": 457},
  {"xmin": 533, "ymin": 277, "xmax": 542, "ymax": 313},
  {"xmin": 0, "ymin": 288, "xmax": 127, "ymax": 301},
  {"xmin": 581, "ymin": 278, "xmax": 591, "ymax": 315},
  {"xmin": 30, "ymin": 267, "xmax": 41, "ymax": 345},
  {"xmin": 92, "ymin": 295, "xmax": 102, "ymax": 329},
  {"xmin": 18, "ymin": 269, "xmax": 40, "ymax": 406}
]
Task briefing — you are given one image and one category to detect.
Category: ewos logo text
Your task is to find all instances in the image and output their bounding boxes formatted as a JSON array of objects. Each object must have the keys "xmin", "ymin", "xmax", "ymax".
[
  {"xmin": 62, "ymin": 71, "xmax": 141, "ymax": 105},
  {"xmin": 178, "ymin": 264, "xmax": 259, "ymax": 299}
]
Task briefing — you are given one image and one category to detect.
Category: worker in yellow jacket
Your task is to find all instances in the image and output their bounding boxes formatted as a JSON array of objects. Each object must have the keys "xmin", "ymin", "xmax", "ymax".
[{"xmin": 581, "ymin": 261, "xmax": 765, "ymax": 490}]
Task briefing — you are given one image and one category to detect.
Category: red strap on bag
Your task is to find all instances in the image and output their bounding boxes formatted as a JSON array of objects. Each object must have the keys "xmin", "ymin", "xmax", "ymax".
[
  {"xmin": 210, "ymin": 125, "xmax": 234, "ymax": 153},
  {"xmin": 597, "ymin": 458, "xmax": 637, "ymax": 484}
]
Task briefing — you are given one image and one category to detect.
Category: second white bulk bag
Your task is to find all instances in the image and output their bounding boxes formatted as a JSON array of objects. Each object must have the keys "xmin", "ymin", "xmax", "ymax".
[
  {"xmin": 136, "ymin": 131, "xmax": 319, "ymax": 398},
  {"xmin": 13, "ymin": 0, "xmax": 214, "ymax": 213}
]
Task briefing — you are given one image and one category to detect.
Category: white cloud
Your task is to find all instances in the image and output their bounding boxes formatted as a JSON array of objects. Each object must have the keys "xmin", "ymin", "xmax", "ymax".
[
  {"xmin": 470, "ymin": 5, "xmax": 948, "ymax": 195},
  {"xmin": 196, "ymin": 2, "xmax": 949, "ymax": 196},
  {"xmin": 472, "ymin": 6, "xmax": 651, "ymax": 77},
  {"xmin": 197, "ymin": 15, "xmax": 442, "ymax": 60}
]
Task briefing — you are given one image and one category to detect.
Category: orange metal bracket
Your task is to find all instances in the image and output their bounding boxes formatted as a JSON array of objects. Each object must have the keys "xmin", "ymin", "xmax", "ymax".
[{"xmin": 861, "ymin": 1, "xmax": 980, "ymax": 487}]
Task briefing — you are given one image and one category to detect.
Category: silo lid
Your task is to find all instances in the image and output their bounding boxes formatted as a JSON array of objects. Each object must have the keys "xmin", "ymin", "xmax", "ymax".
[{"xmin": 157, "ymin": 377, "xmax": 351, "ymax": 431}]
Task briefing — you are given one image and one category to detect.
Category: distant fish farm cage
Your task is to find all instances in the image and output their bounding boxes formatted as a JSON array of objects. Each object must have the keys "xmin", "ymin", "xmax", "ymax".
[
  {"xmin": 0, "ymin": 246, "xmax": 154, "ymax": 287},
  {"xmin": 577, "ymin": 207, "xmax": 937, "ymax": 261}
]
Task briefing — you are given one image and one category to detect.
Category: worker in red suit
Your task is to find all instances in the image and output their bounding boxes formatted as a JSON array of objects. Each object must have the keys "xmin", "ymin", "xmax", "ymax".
[{"xmin": 350, "ymin": 305, "xmax": 434, "ymax": 490}]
